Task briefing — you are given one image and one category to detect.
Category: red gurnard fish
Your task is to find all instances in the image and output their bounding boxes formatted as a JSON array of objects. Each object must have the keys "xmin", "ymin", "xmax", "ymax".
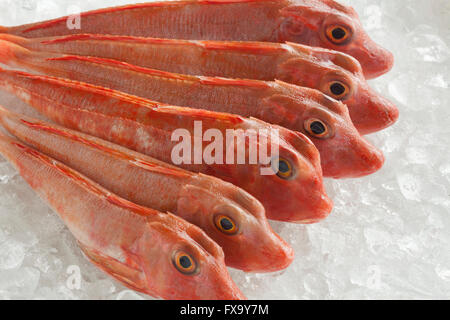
[
  {"xmin": 0, "ymin": 107, "xmax": 294, "ymax": 272},
  {"xmin": 0, "ymin": 68, "xmax": 332, "ymax": 223},
  {"xmin": 0, "ymin": 0, "xmax": 393, "ymax": 79},
  {"xmin": 0, "ymin": 34, "xmax": 398, "ymax": 134},
  {"xmin": 0, "ymin": 41, "xmax": 384, "ymax": 178},
  {"xmin": 0, "ymin": 128, "xmax": 245, "ymax": 300}
]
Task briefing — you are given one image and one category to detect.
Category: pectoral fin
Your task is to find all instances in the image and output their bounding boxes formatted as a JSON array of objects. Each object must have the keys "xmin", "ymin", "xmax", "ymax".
[{"xmin": 78, "ymin": 242, "xmax": 147, "ymax": 293}]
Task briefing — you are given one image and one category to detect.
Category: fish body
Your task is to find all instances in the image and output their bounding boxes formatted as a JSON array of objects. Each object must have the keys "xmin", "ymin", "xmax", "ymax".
[
  {"xmin": 0, "ymin": 41, "xmax": 385, "ymax": 178},
  {"xmin": 0, "ymin": 34, "xmax": 398, "ymax": 134},
  {"xmin": 0, "ymin": 107, "xmax": 293, "ymax": 272},
  {"xmin": 0, "ymin": 0, "xmax": 393, "ymax": 78},
  {"xmin": 0, "ymin": 67, "xmax": 332, "ymax": 223},
  {"xmin": 0, "ymin": 128, "xmax": 245, "ymax": 300}
]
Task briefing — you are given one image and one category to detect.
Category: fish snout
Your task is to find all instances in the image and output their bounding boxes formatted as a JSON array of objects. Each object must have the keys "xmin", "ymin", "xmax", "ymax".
[
  {"xmin": 352, "ymin": 138, "xmax": 385, "ymax": 177},
  {"xmin": 368, "ymin": 46, "xmax": 394, "ymax": 79},
  {"xmin": 354, "ymin": 89, "xmax": 399, "ymax": 135},
  {"xmin": 385, "ymin": 98, "xmax": 400, "ymax": 127},
  {"xmin": 284, "ymin": 177, "xmax": 333, "ymax": 224},
  {"xmin": 348, "ymin": 39, "xmax": 394, "ymax": 80},
  {"xmin": 323, "ymin": 135, "xmax": 384, "ymax": 178},
  {"xmin": 248, "ymin": 232, "xmax": 294, "ymax": 273},
  {"xmin": 300, "ymin": 191, "xmax": 333, "ymax": 224}
]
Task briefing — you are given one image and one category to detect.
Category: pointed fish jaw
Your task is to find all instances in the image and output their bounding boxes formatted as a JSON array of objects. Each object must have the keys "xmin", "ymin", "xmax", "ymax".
[
  {"xmin": 243, "ymin": 236, "xmax": 294, "ymax": 273},
  {"xmin": 223, "ymin": 215, "xmax": 295, "ymax": 273},
  {"xmin": 139, "ymin": 218, "xmax": 245, "ymax": 300},
  {"xmin": 259, "ymin": 129, "xmax": 333, "ymax": 223},
  {"xmin": 349, "ymin": 85, "xmax": 399, "ymax": 135},
  {"xmin": 348, "ymin": 39, "xmax": 395, "ymax": 79},
  {"xmin": 177, "ymin": 177, "xmax": 294, "ymax": 272},
  {"xmin": 263, "ymin": 171, "xmax": 333, "ymax": 223},
  {"xmin": 321, "ymin": 132, "xmax": 385, "ymax": 179},
  {"xmin": 296, "ymin": 98, "xmax": 385, "ymax": 178},
  {"xmin": 324, "ymin": 6, "xmax": 395, "ymax": 79},
  {"xmin": 279, "ymin": 2, "xmax": 394, "ymax": 79},
  {"xmin": 277, "ymin": 47, "xmax": 397, "ymax": 135},
  {"xmin": 264, "ymin": 84, "xmax": 381, "ymax": 180}
]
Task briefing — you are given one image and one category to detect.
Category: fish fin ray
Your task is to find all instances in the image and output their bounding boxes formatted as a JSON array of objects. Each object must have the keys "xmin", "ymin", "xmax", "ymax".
[{"xmin": 79, "ymin": 242, "xmax": 147, "ymax": 293}]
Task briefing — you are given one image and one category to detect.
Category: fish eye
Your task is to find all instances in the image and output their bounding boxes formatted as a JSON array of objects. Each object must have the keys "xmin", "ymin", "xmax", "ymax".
[
  {"xmin": 328, "ymin": 81, "xmax": 350, "ymax": 99},
  {"xmin": 272, "ymin": 157, "xmax": 294, "ymax": 180},
  {"xmin": 304, "ymin": 118, "xmax": 329, "ymax": 139},
  {"xmin": 326, "ymin": 25, "xmax": 352, "ymax": 45},
  {"xmin": 173, "ymin": 251, "xmax": 197, "ymax": 275},
  {"xmin": 214, "ymin": 215, "xmax": 238, "ymax": 235}
]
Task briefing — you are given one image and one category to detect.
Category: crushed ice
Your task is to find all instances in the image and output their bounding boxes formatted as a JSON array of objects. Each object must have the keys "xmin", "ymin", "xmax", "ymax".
[{"xmin": 0, "ymin": 0, "xmax": 448, "ymax": 299}]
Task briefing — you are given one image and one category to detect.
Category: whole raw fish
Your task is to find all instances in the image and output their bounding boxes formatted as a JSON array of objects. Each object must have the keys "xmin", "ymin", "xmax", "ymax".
[
  {"xmin": 0, "ymin": 0, "xmax": 393, "ymax": 79},
  {"xmin": 0, "ymin": 34, "xmax": 398, "ymax": 134},
  {"xmin": 0, "ymin": 41, "xmax": 384, "ymax": 178},
  {"xmin": 0, "ymin": 68, "xmax": 332, "ymax": 223},
  {"xmin": 0, "ymin": 106, "xmax": 294, "ymax": 272},
  {"xmin": 0, "ymin": 128, "xmax": 245, "ymax": 300}
]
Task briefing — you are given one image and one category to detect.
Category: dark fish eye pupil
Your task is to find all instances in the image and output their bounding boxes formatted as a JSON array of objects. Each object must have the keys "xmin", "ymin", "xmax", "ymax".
[
  {"xmin": 179, "ymin": 256, "xmax": 192, "ymax": 269},
  {"xmin": 330, "ymin": 82, "xmax": 346, "ymax": 96},
  {"xmin": 220, "ymin": 218, "xmax": 233, "ymax": 231},
  {"xmin": 279, "ymin": 160, "xmax": 290, "ymax": 173},
  {"xmin": 332, "ymin": 27, "xmax": 346, "ymax": 39},
  {"xmin": 310, "ymin": 121, "xmax": 326, "ymax": 135}
]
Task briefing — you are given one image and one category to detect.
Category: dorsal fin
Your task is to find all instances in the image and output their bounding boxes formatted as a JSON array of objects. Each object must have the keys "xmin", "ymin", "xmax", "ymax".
[
  {"xmin": 40, "ymin": 34, "xmax": 199, "ymax": 46},
  {"xmin": 157, "ymin": 105, "xmax": 245, "ymax": 125},
  {"xmin": 198, "ymin": 40, "xmax": 287, "ymax": 54},
  {"xmin": 198, "ymin": 76, "xmax": 270, "ymax": 89}
]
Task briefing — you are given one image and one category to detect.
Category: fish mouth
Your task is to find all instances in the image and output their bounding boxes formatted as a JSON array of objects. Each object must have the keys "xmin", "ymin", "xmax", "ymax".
[
  {"xmin": 346, "ymin": 142, "xmax": 385, "ymax": 178},
  {"xmin": 356, "ymin": 146, "xmax": 385, "ymax": 177},
  {"xmin": 241, "ymin": 234, "xmax": 295, "ymax": 273},
  {"xmin": 278, "ymin": 190, "xmax": 333, "ymax": 224},
  {"xmin": 322, "ymin": 134, "xmax": 385, "ymax": 179},
  {"xmin": 293, "ymin": 192, "xmax": 333, "ymax": 224}
]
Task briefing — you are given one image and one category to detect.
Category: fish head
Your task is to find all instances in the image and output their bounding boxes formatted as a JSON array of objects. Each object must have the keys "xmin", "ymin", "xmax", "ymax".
[
  {"xmin": 278, "ymin": 0, "xmax": 394, "ymax": 78},
  {"xmin": 139, "ymin": 215, "xmax": 245, "ymax": 300},
  {"xmin": 278, "ymin": 49, "xmax": 399, "ymax": 134},
  {"xmin": 177, "ymin": 177, "xmax": 294, "ymax": 272},
  {"xmin": 231, "ymin": 119, "xmax": 332, "ymax": 223},
  {"xmin": 263, "ymin": 81, "xmax": 385, "ymax": 178}
]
